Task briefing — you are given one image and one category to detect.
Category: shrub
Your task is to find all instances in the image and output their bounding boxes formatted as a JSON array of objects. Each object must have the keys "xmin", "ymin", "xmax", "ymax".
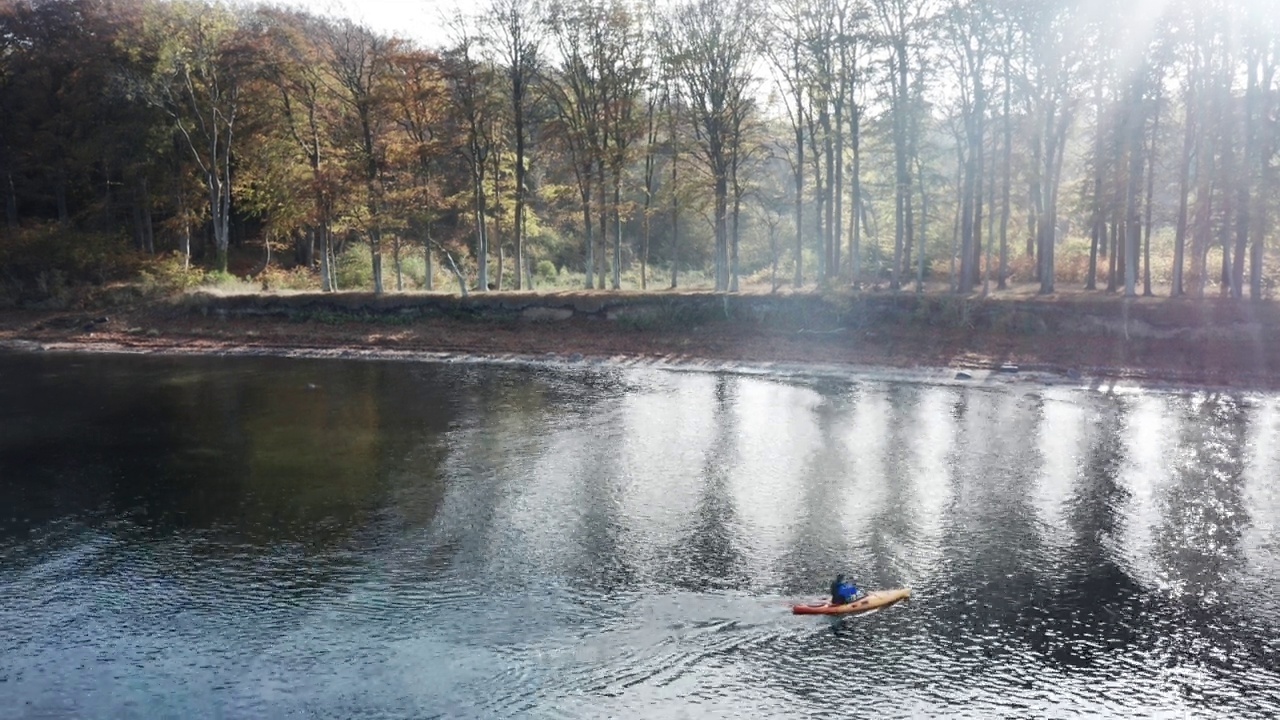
[
  {"xmin": 0, "ymin": 224, "xmax": 139, "ymax": 305},
  {"xmin": 535, "ymin": 259, "xmax": 558, "ymax": 281},
  {"xmin": 335, "ymin": 242, "xmax": 374, "ymax": 290},
  {"xmin": 138, "ymin": 252, "xmax": 206, "ymax": 295},
  {"xmin": 258, "ymin": 264, "xmax": 318, "ymax": 291},
  {"xmin": 393, "ymin": 252, "xmax": 426, "ymax": 289},
  {"xmin": 197, "ymin": 269, "xmax": 259, "ymax": 294}
]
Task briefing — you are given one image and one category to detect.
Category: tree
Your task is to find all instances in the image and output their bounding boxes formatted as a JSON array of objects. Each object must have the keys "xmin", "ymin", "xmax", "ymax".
[
  {"xmin": 1235, "ymin": 5, "xmax": 1278, "ymax": 300},
  {"xmin": 762, "ymin": 0, "xmax": 810, "ymax": 288},
  {"xmin": 544, "ymin": 0, "xmax": 609, "ymax": 289},
  {"xmin": 871, "ymin": 0, "xmax": 930, "ymax": 291},
  {"xmin": 389, "ymin": 45, "xmax": 453, "ymax": 293},
  {"xmin": 942, "ymin": 0, "xmax": 994, "ymax": 294},
  {"xmin": 148, "ymin": 0, "xmax": 254, "ymax": 274},
  {"xmin": 639, "ymin": 78, "xmax": 660, "ymax": 289},
  {"xmin": 599, "ymin": 0, "xmax": 647, "ymax": 290},
  {"xmin": 667, "ymin": 0, "xmax": 759, "ymax": 292},
  {"xmin": 1023, "ymin": 0, "xmax": 1080, "ymax": 295},
  {"xmin": 489, "ymin": 0, "xmax": 542, "ymax": 290},
  {"xmin": 325, "ymin": 20, "xmax": 402, "ymax": 294},
  {"xmin": 5, "ymin": 0, "xmax": 1280, "ymax": 305},
  {"xmin": 994, "ymin": 0, "xmax": 1018, "ymax": 290},
  {"xmin": 258, "ymin": 7, "xmax": 343, "ymax": 290},
  {"xmin": 444, "ymin": 19, "xmax": 502, "ymax": 292}
]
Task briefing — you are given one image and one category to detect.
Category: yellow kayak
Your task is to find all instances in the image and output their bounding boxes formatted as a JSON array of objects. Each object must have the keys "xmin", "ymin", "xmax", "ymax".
[{"xmin": 791, "ymin": 588, "xmax": 912, "ymax": 615}]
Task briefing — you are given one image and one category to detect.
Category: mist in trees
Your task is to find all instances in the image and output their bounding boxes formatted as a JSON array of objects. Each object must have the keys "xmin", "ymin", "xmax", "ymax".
[{"xmin": 2, "ymin": 0, "xmax": 1279, "ymax": 300}]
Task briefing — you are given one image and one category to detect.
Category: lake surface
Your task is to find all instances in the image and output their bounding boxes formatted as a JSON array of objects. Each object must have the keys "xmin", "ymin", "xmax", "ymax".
[{"xmin": 1, "ymin": 351, "xmax": 1277, "ymax": 719}]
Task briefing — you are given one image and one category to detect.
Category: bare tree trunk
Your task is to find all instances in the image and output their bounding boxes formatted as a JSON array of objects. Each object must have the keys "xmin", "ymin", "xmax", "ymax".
[
  {"xmin": 951, "ymin": 137, "xmax": 965, "ymax": 292},
  {"xmin": 641, "ymin": 207, "xmax": 650, "ymax": 291},
  {"xmin": 613, "ymin": 176, "xmax": 623, "ymax": 290},
  {"xmin": 984, "ymin": 129, "xmax": 996, "ymax": 295},
  {"xmin": 514, "ymin": 99, "xmax": 527, "ymax": 292},
  {"xmin": 370, "ymin": 224, "xmax": 384, "ymax": 294},
  {"xmin": 823, "ymin": 106, "xmax": 836, "ymax": 281},
  {"xmin": 971, "ymin": 73, "xmax": 986, "ymax": 293},
  {"xmin": 424, "ymin": 223, "xmax": 434, "ymax": 291},
  {"xmin": 671, "ymin": 123, "xmax": 679, "ymax": 289},
  {"xmin": 833, "ymin": 69, "xmax": 846, "ymax": 279},
  {"xmin": 4, "ymin": 172, "xmax": 16, "ymax": 230},
  {"xmin": 209, "ymin": 170, "xmax": 231, "ymax": 274},
  {"xmin": 393, "ymin": 234, "xmax": 404, "ymax": 292},
  {"xmin": 1252, "ymin": 59, "xmax": 1277, "ymax": 299},
  {"xmin": 1039, "ymin": 103, "xmax": 1069, "ymax": 295},
  {"xmin": 1218, "ymin": 82, "xmax": 1235, "ymax": 298},
  {"xmin": 583, "ymin": 186, "xmax": 595, "ymax": 289},
  {"xmin": 850, "ymin": 105, "xmax": 862, "ymax": 288},
  {"xmin": 1028, "ymin": 127, "xmax": 1042, "ymax": 263},
  {"xmin": 731, "ymin": 182, "xmax": 741, "ymax": 292},
  {"xmin": 641, "ymin": 95, "xmax": 659, "ymax": 291},
  {"xmin": 1172, "ymin": 81, "xmax": 1195, "ymax": 297},
  {"xmin": 181, "ymin": 219, "xmax": 192, "ymax": 270},
  {"xmin": 1086, "ymin": 79, "xmax": 1105, "ymax": 290},
  {"xmin": 497, "ymin": 243, "xmax": 505, "ymax": 291},
  {"xmin": 904, "ymin": 149, "xmax": 915, "ymax": 291},
  {"xmin": 1191, "ymin": 144, "xmax": 1214, "ymax": 298},
  {"xmin": 439, "ymin": 242, "xmax": 468, "ymax": 296},
  {"xmin": 809, "ymin": 112, "xmax": 826, "ymax": 284},
  {"xmin": 514, "ymin": 179, "xmax": 526, "ymax": 292},
  {"xmin": 891, "ymin": 40, "xmax": 909, "ymax": 291},
  {"xmin": 1107, "ymin": 114, "xmax": 1125, "ymax": 294},
  {"xmin": 493, "ymin": 152, "xmax": 504, "ymax": 292},
  {"xmin": 1252, "ymin": 158, "xmax": 1268, "ymax": 299},
  {"xmin": 917, "ymin": 153, "xmax": 928, "ymax": 292},
  {"xmin": 597, "ymin": 159, "xmax": 608, "ymax": 289},
  {"xmin": 960, "ymin": 112, "xmax": 977, "ymax": 293},
  {"xmin": 998, "ymin": 25, "xmax": 1012, "ymax": 289},
  {"xmin": 1142, "ymin": 95, "xmax": 1159, "ymax": 297},
  {"xmin": 1232, "ymin": 52, "xmax": 1259, "ymax": 299},
  {"xmin": 318, "ymin": 220, "xmax": 331, "ymax": 291},
  {"xmin": 791, "ymin": 47, "xmax": 805, "ymax": 290},
  {"xmin": 1107, "ymin": 214, "xmax": 1120, "ymax": 293},
  {"xmin": 715, "ymin": 170, "xmax": 729, "ymax": 292},
  {"xmin": 770, "ymin": 219, "xmax": 779, "ymax": 292},
  {"xmin": 473, "ymin": 166, "xmax": 487, "ymax": 292},
  {"xmin": 1123, "ymin": 83, "xmax": 1145, "ymax": 298}
]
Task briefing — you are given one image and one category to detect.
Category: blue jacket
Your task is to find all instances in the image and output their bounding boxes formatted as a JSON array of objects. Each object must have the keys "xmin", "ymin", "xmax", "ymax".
[{"xmin": 832, "ymin": 582, "xmax": 860, "ymax": 604}]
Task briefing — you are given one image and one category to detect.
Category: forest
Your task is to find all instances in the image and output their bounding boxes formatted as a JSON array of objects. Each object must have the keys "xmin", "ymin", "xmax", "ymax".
[{"xmin": 1, "ymin": 0, "xmax": 1278, "ymax": 303}]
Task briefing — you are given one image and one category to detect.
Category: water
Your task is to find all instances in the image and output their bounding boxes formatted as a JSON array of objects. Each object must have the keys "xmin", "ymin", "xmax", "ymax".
[{"xmin": 1, "ymin": 352, "xmax": 1277, "ymax": 719}]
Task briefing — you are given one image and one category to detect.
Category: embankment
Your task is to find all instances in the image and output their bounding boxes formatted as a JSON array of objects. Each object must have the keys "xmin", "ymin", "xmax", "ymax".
[
  {"xmin": 176, "ymin": 289, "xmax": 1280, "ymax": 340},
  {"xmin": 4, "ymin": 289, "xmax": 1280, "ymax": 389}
]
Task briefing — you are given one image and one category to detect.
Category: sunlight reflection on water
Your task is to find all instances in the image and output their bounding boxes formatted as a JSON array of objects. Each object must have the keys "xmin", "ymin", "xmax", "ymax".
[{"xmin": 0, "ymin": 352, "xmax": 1278, "ymax": 718}]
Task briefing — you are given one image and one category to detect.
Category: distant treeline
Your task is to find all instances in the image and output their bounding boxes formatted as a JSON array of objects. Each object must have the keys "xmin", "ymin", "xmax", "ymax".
[{"xmin": 1, "ymin": 0, "xmax": 1278, "ymax": 300}]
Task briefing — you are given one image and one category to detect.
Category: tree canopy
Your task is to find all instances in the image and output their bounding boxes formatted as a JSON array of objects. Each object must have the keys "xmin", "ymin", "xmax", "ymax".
[{"xmin": 2, "ymin": 0, "xmax": 1279, "ymax": 300}]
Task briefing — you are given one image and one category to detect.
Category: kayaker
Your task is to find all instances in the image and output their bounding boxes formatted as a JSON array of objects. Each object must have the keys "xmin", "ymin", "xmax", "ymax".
[{"xmin": 830, "ymin": 574, "xmax": 861, "ymax": 605}]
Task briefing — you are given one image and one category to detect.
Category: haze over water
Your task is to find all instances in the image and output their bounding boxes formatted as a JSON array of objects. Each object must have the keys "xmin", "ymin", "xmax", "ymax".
[{"xmin": 1, "ymin": 352, "xmax": 1277, "ymax": 718}]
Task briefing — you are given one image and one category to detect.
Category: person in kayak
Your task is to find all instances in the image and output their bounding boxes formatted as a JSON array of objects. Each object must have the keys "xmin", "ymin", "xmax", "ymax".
[{"xmin": 830, "ymin": 574, "xmax": 862, "ymax": 605}]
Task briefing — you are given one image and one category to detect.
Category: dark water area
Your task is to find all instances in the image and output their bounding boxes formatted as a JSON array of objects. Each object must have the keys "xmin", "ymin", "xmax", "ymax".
[{"xmin": 1, "ymin": 352, "xmax": 1277, "ymax": 719}]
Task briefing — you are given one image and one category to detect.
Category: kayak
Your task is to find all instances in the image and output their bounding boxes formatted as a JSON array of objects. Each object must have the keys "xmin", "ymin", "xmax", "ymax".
[{"xmin": 791, "ymin": 588, "xmax": 912, "ymax": 615}]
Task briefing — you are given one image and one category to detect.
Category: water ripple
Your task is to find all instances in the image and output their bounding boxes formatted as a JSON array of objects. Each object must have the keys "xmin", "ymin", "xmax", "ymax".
[{"xmin": 3, "ymin": 355, "xmax": 1280, "ymax": 718}]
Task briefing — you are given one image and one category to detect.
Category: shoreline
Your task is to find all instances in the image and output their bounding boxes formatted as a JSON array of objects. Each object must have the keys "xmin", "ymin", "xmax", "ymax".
[
  {"xmin": 1, "ymin": 335, "xmax": 1098, "ymax": 393},
  {"xmin": 4, "ymin": 290, "xmax": 1280, "ymax": 393}
]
